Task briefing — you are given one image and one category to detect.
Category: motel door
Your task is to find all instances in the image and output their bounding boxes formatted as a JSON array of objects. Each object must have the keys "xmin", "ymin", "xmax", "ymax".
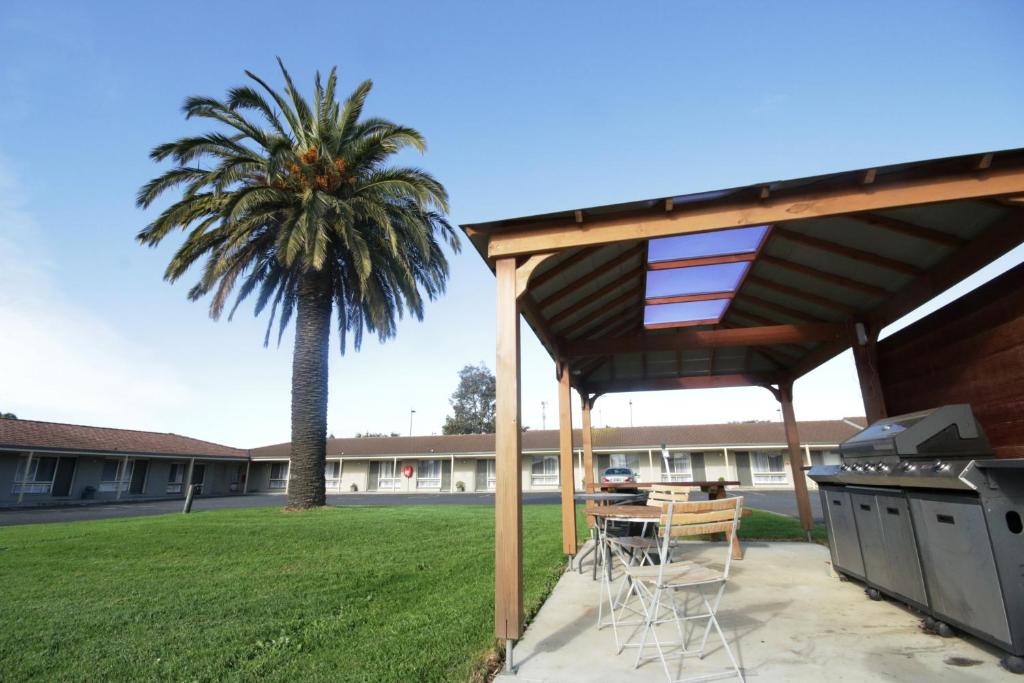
[
  {"xmin": 51, "ymin": 458, "xmax": 77, "ymax": 497},
  {"xmin": 191, "ymin": 464, "xmax": 206, "ymax": 495}
]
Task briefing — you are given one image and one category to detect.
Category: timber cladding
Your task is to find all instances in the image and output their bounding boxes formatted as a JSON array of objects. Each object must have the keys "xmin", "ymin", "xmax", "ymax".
[{"xmin": 878, "ymin": 261, "xmax": 1024, "ymax": 458}]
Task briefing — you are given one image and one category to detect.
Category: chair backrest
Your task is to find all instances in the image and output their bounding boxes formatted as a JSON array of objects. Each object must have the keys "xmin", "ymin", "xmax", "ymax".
[
  {"xmin": 657, "ymin": 496, "xmax": 743, "ymax": 579},
  {"xmin": 643, "ymin": 485, "xmax": 690, "ymax": 508}
]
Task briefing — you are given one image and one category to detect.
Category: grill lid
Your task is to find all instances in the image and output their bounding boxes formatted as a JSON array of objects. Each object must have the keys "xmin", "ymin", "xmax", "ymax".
[{"xmin": 839, "ymin": 404, "xmax": 992, "ymax": 460}]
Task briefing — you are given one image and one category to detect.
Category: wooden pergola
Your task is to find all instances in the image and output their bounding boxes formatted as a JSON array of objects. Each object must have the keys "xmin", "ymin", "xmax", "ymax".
[{"xmin": 461, "ymin": 147, "xmax": 1024, "ymax": 656}]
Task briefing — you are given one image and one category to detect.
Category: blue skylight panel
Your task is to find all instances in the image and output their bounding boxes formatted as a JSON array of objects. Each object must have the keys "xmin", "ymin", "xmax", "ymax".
[
  {"xmin": 647, "ymin": 225, "xmax": 768, "ymax": 263},
  {"xmin": 645, "ymin": 262, "xmax": 748, "ymax": 298},
  {"xmin": 644, "ymin": 299, "xmax": 729, "ymax": 326}
]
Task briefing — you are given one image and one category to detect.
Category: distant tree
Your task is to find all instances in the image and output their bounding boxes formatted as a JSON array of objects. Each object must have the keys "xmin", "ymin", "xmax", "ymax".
[
  {"xmin": 1, "ymin": 412, "xmax": 16, "ymax": 419},
  {"xmin": 443, "ymin": 363, "xmax": 496, "ymax": 434},
  {"xmin": 355, "ymin": 431, "xmax": 400, "ymax": 438}
]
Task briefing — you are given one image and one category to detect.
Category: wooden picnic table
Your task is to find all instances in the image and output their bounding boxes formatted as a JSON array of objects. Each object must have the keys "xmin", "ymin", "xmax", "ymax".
[
  {"xmin": 586, "ymin": 480, "xmax": 741, "ymax": 499},
  {"xmin": 594, "ymin": 502, "xmax": 751, "ymax": 560}
]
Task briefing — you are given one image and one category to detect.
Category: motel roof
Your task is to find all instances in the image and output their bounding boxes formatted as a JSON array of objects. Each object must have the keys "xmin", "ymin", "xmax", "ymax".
[
  {"xmin": 249, "ymin": 418, "xmax": 865, "ymax": 459},
  {"xmin": 0, "ymin": 419, "xmax": 247, "ymax": 460}
]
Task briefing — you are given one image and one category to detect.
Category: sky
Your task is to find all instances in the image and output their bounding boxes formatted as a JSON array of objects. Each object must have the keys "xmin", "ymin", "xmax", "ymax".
[{"xmin": 0, "ymin": 1, "xmax": 1022, "ymax": 448}]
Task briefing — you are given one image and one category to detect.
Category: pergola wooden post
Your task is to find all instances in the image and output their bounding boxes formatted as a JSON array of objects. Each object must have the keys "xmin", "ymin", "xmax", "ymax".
[
  {"xmin": 579, "ymin": 392, "xmax": 597, "ymax": 490},
  {"xmin": 556, "ymin": 362, "xmax": 577, "ymax": 555},
  {"xmin": 494, "ymin": 257, "xmax": 524, "ymax": 654},
  {"xmin": 851, "ymin": 321, "xmax": 887, "ymax": 423},
  {"xmin": 775, "ymin": 382, "xmax": 814, "ymax": 535}
]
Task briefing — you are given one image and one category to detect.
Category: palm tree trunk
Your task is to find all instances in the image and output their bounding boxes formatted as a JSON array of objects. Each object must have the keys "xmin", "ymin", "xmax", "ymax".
[{"xmin": 288, "ymin": 270, "xmax": 331, "ymax": 509}]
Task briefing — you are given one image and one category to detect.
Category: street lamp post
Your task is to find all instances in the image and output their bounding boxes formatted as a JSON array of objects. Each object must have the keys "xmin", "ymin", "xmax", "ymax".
[
  {"xmin": 409, "ymin": 409, "xmax": 416, "ymax": 437},
  {"xmin": 629, "ymin": 400, "xmax": 634, "ymax": 428}
]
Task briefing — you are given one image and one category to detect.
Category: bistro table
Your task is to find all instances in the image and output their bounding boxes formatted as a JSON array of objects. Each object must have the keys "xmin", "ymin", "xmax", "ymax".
[{"xmin": 573, "ymin": 492, "xmax": 646, "ymax": 574}]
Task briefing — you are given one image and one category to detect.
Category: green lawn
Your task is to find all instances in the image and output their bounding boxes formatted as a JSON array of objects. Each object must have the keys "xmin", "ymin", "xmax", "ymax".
[{"xmin": 0, "ymin": 505, "xmax": 820, "ymax": 682}]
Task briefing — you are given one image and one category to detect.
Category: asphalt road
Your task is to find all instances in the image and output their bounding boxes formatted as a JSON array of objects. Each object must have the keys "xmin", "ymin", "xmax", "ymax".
[{"xmin": 0, "ymin": 489, "xmax": 822, "ymax": 527}]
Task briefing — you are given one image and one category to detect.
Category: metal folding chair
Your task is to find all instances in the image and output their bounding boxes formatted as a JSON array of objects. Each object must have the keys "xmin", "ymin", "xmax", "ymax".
[
  {"xmin": 601, "ymin": 487, "xmax": 690, "ymax": 652},
  {"xmin": 626, "ymin": 496, "xmax": 745, "ymax": 682}
]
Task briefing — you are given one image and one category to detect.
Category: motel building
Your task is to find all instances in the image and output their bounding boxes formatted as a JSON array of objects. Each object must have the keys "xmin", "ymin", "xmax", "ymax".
[{"xmin": 1, "ymin": 417, "xmax": 862, "ymax": 507}]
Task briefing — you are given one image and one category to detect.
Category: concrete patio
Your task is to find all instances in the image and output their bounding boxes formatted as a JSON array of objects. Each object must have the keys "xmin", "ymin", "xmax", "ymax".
[{"xmin": 500, "ymin": 542, "xmax": 1016, "ymax": 682}]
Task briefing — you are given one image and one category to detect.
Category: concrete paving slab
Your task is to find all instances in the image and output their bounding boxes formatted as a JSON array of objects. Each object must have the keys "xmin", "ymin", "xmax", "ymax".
[{"xmin": 500, "ymin": 542, "xmax": 1015, "ymax": 682}]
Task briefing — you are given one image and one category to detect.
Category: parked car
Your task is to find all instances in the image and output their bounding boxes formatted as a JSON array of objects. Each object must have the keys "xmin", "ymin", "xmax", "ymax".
[{"xmin": 600, "ymin": 467, "xmax": 638, "ymax": 492}]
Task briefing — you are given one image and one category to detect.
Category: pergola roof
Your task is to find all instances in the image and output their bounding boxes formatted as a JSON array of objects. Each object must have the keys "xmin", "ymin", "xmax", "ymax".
[{"xmin": 463, "ymin": 147, "xmax": 1024, "ymax": 394}]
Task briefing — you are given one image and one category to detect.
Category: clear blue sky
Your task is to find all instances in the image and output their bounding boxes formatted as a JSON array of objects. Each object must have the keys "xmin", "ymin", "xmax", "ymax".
[{"xmin": 1, "ymin": 1, "xmax": 1022, "ymax": 447}]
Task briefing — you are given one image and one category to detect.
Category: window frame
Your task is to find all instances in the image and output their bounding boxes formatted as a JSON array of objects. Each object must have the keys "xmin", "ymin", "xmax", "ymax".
[
  {"xmin": 325, "ymin": 460, "xmax": 341, "ymax": 489},
  {"xmin": 751, "ymin": 450, "xmax": 788, "ymax": 485},
  {"xmin": 416, "ymin": 460, "xmax": 443, "ymax": 489},
  {"xmin": 661, "ymin": 452, "xmax": 693, "ymax": 482},
  {"xmin": 377, "ymin": 461, "xmax": 400, "ymax": 490},
  {"xmin": 167, "ymin": 463, "xmax": 185, "ymax": 494},
  {"xmin": 98, "ymin": 459, "xmax": 133, "ymax": 493},
  {"xmin": 269, "ymin": 462, "xmax": 289, "ymax": 490},
  {"xmin": 12, "ymin": 455, "xmax": 59, "ymax": 495},
  {"xmin": 530, "ymin": 455, "xmax": 559, "ymax": 487}
]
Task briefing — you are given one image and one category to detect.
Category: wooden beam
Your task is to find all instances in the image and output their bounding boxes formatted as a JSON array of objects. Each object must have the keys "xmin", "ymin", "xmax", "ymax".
[
  {"xmin": 494, "ymin": 258, "xmax": 523, "ymax": 642},
  {"xmin": 645, "ymin": 291, "xmax": 733, "ymax": 306},
  {"xmin": 776, "ymin": 382, "xmax": 814, "ymax": 534},
  {"xmin": 537, "ymin": 245, "xmax": 644, "ymax": 310},
  {"xmin": 759, "ymin": 255, "xmax": 889, "ymax": 298},
  {"xmin": 485, "ymin": 165, "xmax": 1024, "ymax": 257},
  {"xmin": 582, "ymin": 373, "xmax": 778, "ymax": 394},
  {"xmin": 773, "ymin": 228, "xmax": 919, "ymax": 276},
  {"xmin": 565, "ymin": 323, "xmax": 844, "ymax": 358},
  {"xmin": 645, "ymin": 318, "xmax": 721, "ymax": 330},
  {"xmin": 850, "ymin": 322, "xmax": 887, "ymax": 423},
  {"xmin": 745, "ymin": 274, "xmax": 858, "ymax": 315},
  {"xmin": 553, "ymin": 285, "xmax": 641, "ymax": 336},
  {"xmin": 515, "ymin": 253, "xmax": 556, "ymax": 300},
  {"xmin": 852, "ymin": 214, "xmax": 964, "ymax": 248},
  {"xmin": 557, "ymin": 363, "xmax": 577, "ymax": 556},
  {"xmin": 787, "ymin": 210, "xmax": 1024, "ymax": 380},
  {"xmin": 647, "ymin": 252, "xmax": 756, "ymax": 270},
  {"xmin": 529, "ymin": 247, "xmax": 601, "ymax": 291},
  {"xmin": 548, "ymin": 268, "xmax": 642, "ymax": 327},
  {"xmin": 740, "ymin": 293, "xmax": 816, "ymax": 322},
  {"xmin": 869, "ymin": 210, "xmax": 1024, "ymax": 328}
]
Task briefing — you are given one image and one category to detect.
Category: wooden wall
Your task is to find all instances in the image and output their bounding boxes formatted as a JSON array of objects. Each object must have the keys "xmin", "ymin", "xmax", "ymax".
[{"xmin": 878, "ymin": 261, "xmax": 1024, "ymax": 458}]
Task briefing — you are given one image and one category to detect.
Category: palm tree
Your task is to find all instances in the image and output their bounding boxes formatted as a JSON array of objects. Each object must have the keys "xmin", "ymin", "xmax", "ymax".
[{"xmin": 137, "ymin": 60, "xmax": 459, "ymax": 509}]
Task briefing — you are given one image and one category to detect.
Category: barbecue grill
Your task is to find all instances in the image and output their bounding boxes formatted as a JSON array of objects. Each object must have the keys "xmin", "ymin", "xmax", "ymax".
[{"xmin": 808, "ymin": 405, "xmax": 1024, "ymax": 673}]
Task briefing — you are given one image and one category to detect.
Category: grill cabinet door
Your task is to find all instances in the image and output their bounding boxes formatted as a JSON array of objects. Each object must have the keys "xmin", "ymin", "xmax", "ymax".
[
  {"xmin": 821, "ymin": 487, "xmax": 865, "ymax": 579},
  {"xmin": 851, "ymin": 491, "xmax": 927, "ymax": 606},
  {"xmin": 909, "ymin": 495, "xmax": 1012, "ymax": 646}
]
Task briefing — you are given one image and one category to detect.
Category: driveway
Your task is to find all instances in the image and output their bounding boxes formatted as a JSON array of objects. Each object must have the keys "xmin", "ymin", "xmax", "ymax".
[
  {"xmin": 0, "ymin": 492, "xmax": 561, "ymax": 526},
  {"xmin": 732, "ymin": 488, "xmax": 824, "ymax": 522},
  {"xmin": 0, "ymin": 489, "xmax": 819, "ymax": 526}
]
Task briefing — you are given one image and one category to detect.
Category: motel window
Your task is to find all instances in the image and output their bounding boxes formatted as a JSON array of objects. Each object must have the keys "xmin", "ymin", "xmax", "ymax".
[
  {"xmin": 269, "ymin": 462, "xmax": 289, "ymax": 490},
  {"xmin": 609, "ymin": 453, "xmax": 641, "ymax": 476},
  {"xmin": 167, "ymin": 463, "xmax": 185, "ymax": 494},
  {"xmin": 751, "ymin": 451, "xmax": 787, "ymax": 485},
  {"xmin": 98, "ymin": 459, "xmax": 133, "ymax": 492},
  {"xmin": 325, "ymin": 461, "xmax": 340, "ymax": 488},
  {"xmin": 662, "ymin": 452, "xmax": 693, "ymax": 482},
  {"xmin": 416, "ymin": 460, "xmax": 442, "ymax": 489},
  {"xmin": 12, "ymin": 456, "xmax": 58, "ymax": 494},
  {"xmin": 377, "ymin": 461, "xmax": 399, "ymax": 490},
  {"xmin": 531, "ymin": 455, "xmax": 559, "ymax": 486}
]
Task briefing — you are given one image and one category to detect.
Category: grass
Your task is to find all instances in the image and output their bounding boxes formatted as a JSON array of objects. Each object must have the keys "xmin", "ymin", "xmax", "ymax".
[{"xmin": 0, "ymin": 504, "xmax": 822, "ymax": 682}]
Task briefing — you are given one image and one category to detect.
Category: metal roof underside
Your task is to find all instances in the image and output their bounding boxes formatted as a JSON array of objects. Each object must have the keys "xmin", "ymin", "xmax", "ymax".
[{"xmin": 463, "ymin": 148, "xmax": 1024, "ymax": 393}]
